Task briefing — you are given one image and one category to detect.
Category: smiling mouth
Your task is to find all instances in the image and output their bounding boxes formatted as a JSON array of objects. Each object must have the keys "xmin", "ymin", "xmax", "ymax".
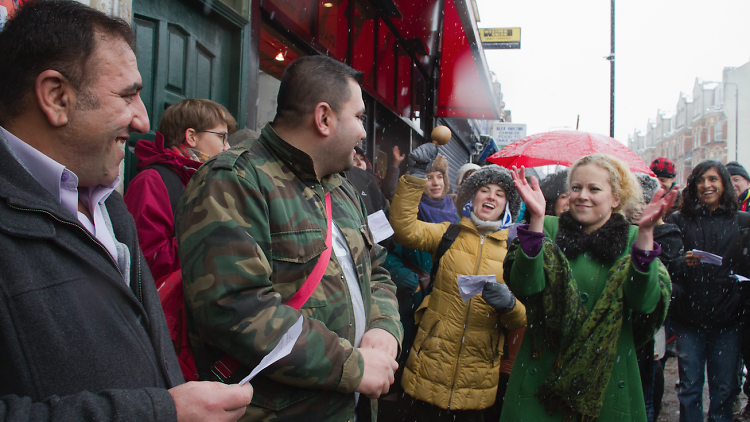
[{"xmin": 482, "ymin": 203, "xmax": 495, "ymax": 210}]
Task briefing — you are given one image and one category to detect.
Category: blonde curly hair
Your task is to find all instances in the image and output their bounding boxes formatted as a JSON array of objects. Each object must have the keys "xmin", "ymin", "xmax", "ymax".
[{"xmin": 567, "ymin": 153, "xmax": 642, "ymax": 215}]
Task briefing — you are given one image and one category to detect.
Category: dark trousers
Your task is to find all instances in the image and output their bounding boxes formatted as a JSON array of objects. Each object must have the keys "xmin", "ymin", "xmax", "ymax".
[{"xmin": 378, "ymin": 392, "xmax": 485, "ymax": 422}]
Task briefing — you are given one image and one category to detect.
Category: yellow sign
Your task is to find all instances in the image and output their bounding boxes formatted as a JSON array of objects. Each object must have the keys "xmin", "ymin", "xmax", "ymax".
[{"xmin": 480, "ymin": 28, "xmax": 521, "ymax": 43}]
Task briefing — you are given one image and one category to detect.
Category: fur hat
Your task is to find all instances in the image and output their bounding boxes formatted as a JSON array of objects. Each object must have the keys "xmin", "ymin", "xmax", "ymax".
[
  {"xmin": 456, "ymin": 165, "xmax": 521, "ymax": 220},
  {"xmin": 428, "ymin": 154, "xmax": 451, "ymax": 193},
  {"xmin": 635, "ymin": 173, "xmax": 659, "ymax": 204},
  {"xmin": 455, "ymin": 163, "xmax": 481, "ymax": 189}
]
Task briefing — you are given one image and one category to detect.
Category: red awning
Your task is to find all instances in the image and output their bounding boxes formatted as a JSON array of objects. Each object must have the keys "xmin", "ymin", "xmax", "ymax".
[{"xmin": 437, "ymin": 0, "xmax": 501, "ymax": 120}]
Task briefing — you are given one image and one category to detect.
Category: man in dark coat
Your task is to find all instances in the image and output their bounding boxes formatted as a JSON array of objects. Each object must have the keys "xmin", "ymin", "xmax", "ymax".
[{"xmin": 0, "ymin": 2, "xmax": 252, "ymax": 421}]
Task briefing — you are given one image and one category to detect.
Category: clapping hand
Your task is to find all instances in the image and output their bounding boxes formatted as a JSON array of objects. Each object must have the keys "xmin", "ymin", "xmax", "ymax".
[
  {"xmin": 634, "ymin": 185, "xmax": 679, "ymax": 251},
  {"xmin": 638, "ymin": 185, "xmax": 679, "ymax": 231},
  {"xmin": 510, "ymin": 166, "xmax": 545, "ymax": 231}
]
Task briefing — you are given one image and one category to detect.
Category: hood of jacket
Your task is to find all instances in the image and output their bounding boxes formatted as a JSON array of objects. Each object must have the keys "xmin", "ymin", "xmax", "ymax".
[{"xmin": 134, "ymin": 132, "xmax": 201, "ymax": 185}]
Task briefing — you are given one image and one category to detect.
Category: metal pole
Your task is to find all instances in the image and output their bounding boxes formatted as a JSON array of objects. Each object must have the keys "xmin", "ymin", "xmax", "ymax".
[{"xmin": 610, "ymin": 1, "xmax": 616, "ymax": 138}]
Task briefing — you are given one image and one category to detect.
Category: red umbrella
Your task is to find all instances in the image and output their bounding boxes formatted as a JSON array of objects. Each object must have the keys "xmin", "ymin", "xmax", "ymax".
[{"xmin": 486, "ymin": 130, "xmax": 655, "ymax": 176}]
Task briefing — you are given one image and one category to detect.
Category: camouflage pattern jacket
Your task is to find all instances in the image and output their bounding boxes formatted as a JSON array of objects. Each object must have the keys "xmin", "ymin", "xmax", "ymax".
[{"xmin": 176, "ymin": 124, "xmax": 403, "ymax": 421}]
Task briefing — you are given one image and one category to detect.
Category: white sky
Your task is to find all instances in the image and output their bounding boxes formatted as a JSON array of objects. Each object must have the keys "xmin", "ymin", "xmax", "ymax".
[{"xmin": 474, "ymin": 0, "xmax": 750, "ymax": 144}]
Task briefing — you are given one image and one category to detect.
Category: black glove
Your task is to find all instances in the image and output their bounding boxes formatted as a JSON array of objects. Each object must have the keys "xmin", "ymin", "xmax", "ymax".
[
  {"xmin": 482, "ymin": 282, "xmax": 516, "ymax": 314},
  {"xmin": 406, "ymin": 143, "xmax": 438, "ymax": 178}
]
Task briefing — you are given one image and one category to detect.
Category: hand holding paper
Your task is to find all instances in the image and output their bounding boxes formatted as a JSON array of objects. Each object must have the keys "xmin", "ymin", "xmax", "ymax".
[
  {"xmin": 691, "ymin": 249, "xmax": 722, "ymax": 266},
  {"xmin": 457, "ymin": 275, "xmax": 496, "ymax": 302}
]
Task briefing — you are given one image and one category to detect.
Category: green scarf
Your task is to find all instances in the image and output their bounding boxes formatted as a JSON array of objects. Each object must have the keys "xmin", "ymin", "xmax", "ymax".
[{"xmin": 504, "ymin": 237, "xmax": 671, "ymax": 421}]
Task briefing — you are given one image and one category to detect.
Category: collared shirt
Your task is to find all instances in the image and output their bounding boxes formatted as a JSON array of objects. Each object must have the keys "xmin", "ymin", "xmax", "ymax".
[{"xmin": 1, "ymin": 126, "xmax": 120, "ymax": 266}]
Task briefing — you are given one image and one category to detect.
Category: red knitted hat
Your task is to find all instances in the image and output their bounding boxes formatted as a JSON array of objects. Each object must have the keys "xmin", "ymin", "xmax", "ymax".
[{"xmin": 650, "ymin": 157, "xmax": 676, "ymax": 178}]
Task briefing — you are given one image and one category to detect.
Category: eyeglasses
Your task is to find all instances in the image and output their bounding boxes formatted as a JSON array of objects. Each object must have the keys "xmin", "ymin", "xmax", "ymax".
[{"xmin": 199, "ymin": 130, "xmax": 229, "ymax": 144}]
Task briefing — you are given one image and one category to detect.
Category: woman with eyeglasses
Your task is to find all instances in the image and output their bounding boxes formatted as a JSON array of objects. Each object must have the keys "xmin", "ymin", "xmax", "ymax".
[{"xmin": 124, "ymin": 98, "xmax": 236, "ymax": 284}]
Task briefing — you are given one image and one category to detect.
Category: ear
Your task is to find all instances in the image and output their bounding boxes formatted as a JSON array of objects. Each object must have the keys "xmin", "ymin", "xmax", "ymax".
[
  {"xmin": 35, "ymin": 70, "xmax": 75, "ymax": 127},
  {"xmin": 184, "ymin": 128, "xmax": 197, "ymax": 148},
  {"xmin": 612, "ymin": 194, "xmax": 621, "ymax": 210},
  {"xmin": 313, "ymin": 102, "xmax": 334, "ymax": 137}
]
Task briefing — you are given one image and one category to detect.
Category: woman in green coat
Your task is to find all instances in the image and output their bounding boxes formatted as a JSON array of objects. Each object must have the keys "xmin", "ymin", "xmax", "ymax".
[{"xmin": 499, "ymin": 154, "xmax": 678, "ymax": 422}]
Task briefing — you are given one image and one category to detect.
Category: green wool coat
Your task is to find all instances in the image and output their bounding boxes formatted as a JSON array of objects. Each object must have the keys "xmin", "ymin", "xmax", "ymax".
[{"xmin": 499, "ymin": 216, "xmax": 665, "ymax": 422}]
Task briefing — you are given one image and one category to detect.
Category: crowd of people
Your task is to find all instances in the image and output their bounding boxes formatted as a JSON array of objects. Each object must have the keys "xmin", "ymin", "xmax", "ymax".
[{"xmin": 2, "ymin": 2, "xmax": 750, "ymax": 422}]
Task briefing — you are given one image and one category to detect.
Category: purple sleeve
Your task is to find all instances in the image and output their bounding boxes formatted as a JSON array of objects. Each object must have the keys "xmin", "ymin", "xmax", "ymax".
[
  {"xmin": 631, "ymin": 242, "xmax": 662, "ymax": 273},
  {"xmin": 516, "ymin": 224, "xmax": 546, "ymax": 257}
]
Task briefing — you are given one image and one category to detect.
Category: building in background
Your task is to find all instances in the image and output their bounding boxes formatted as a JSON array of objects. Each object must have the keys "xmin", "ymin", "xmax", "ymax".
[
  {"xmin": 8, "ymin": 0, "xmax": 504, "ymax": 191},
  {"xmin": 120, "ymin": 0, "xmax": 504, "ymax": 191},
  {"xmin": 629, "ymin": 65, "xmax": 750, "ymax": 186}
]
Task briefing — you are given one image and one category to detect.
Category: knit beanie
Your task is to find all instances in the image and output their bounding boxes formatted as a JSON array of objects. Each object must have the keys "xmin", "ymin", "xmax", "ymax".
[
  {"xmin": 726, "ymin": 161, "xmax": 750, "ymax": 182},
  {"xmin": 455, "ymin": 163, "xmax": 481, "ymax": 189},
  {"xmin": 650, "ymin": 157, "xmax": 676, "ymax": 179},
  {"xmin": 427, "ymin": 154, "xmax": 451, "ymax": 194},
  {"xmin": 456, "ymin": 165, "xmax": 521, "ymax": 221}
]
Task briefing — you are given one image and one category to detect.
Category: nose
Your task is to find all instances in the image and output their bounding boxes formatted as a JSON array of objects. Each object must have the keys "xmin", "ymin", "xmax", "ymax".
[
  {"xmin": 359, "ymin": 121, "xmax": 366, "ymax": 141},
  {"xmin": 223, "ymin": 139, "xmax": 230, "ymax": 151},
  {"xmin": 129, "ymin": 93, "xmax": 150, "ymax": 134}
]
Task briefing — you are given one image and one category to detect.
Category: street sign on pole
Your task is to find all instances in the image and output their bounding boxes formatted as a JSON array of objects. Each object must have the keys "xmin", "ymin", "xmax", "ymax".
[{"xmin": 479, "ymin": 28, "xmax": 521, "ymax": 49}]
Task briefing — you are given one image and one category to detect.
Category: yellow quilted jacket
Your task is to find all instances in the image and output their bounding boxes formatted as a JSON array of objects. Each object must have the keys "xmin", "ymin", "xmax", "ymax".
[{"xmin": 390, "ymin": 175, "xmax": 527, "ymax": 410}]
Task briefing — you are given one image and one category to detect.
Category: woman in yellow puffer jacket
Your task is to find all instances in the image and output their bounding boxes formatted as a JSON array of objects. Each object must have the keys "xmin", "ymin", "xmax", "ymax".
[{"xmin": 389, "ymin": 143, "xmax": 527, "ymax": 422}]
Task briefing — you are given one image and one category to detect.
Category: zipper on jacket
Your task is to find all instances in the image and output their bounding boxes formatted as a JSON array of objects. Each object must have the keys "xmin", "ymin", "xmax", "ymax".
[
  {"xmin": 447, "ymin": 233, "xmax": 486, "ymax": 409},
  {"xmin": 136, "ymin": 246, "xmax": 143, "ymax": 304},
  {"xmin": 447, "ymin": 302, "xmax": 473, "ymax": 409},
  {"xmin": 473, "ymin": 235, "xmax": 485, "ymax": 274},
  {"xmin": 8, "ymin": 204, "xmax": 129, "ymax": 291}
]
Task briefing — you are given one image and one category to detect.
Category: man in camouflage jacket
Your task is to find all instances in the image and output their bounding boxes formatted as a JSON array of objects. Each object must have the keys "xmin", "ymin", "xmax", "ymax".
[{"xmin": 177, "ymin": 56, "xmax": 403, "ymax": 422}]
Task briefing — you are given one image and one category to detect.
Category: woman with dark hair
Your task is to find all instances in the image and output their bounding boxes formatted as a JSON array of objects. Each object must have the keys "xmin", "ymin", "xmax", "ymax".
[
  {"xmin": 666, "ymin": 160, "xmax": 750, "ymax": 422},
  {"xmin": 540, "ymin": 169, "xmax": 570, "ymax": 217},
  {"xmin": 520, "ymin": 170, "xmax": 570, "ymax": 223}
]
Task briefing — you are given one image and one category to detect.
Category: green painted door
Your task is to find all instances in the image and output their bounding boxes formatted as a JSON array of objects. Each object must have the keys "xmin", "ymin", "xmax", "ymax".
[{"xmin": 125, "ymin": 0, "xmax": 248, "ymax": 189}]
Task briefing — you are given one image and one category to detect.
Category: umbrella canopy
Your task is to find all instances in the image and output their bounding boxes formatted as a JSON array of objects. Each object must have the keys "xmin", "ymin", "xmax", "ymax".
[{"xmin": 487, "ymin": 130, "xmax": 655, "ymax": 176}]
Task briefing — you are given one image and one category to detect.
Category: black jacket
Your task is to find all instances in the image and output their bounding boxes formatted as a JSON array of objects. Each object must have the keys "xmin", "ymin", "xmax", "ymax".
[
  {"xmin": 667, "ymin": 208, "xmax": 750, "ymax": 329},
  {"xmin": 0, "ymin": 131, "xmax": 183, "ymax": 421},
  {"xmin": 345, "ymin": 166, "xmax": 390, "ymax": 217}
]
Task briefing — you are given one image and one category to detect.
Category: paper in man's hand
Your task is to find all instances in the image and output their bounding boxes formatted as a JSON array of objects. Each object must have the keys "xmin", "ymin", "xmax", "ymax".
[{"xmin": 239, "ymin": 315, "xmax": 303, "ymax": 386}]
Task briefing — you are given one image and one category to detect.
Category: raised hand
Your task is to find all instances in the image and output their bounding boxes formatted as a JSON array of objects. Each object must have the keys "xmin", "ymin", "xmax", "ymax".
[
  {"xmin": 406, "ymin": 143, "xmax": 438, "ymax": 178},
  {"xmin": 635, "ymin": 185, "xmax": 679, "ymax": 250},
  {"xmin": 638, "ymin": 185, "xmax": 679, "ymax": 231},
  {"xmin": 392, "ymin": 145, "xmax": 406, "ymax": 167},
  {"xmin": 510, "ymin": 166, "xmax": 546, "ymax": 221}
]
